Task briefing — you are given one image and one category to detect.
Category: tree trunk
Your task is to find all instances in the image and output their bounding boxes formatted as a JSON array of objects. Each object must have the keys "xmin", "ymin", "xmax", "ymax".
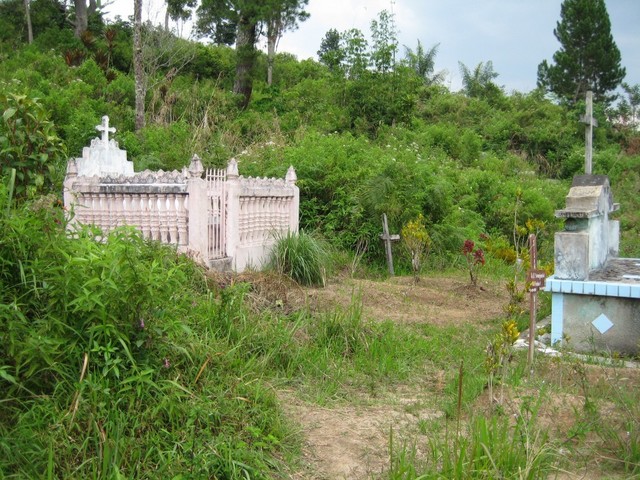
[
  {"xmin": 23, "ymin": 0, "xmax": 33, "ymax": 43},
  {"xmin": 233, "ymin": 15, "xmax": 257, "ymax": 109},
  {"xmin": 134, "ymin": 0, "xmax": 145, "ymax": 130},
  {"xmin": 74, "ymin": 0, "xmax": 88, "ymax": 38},
  {"xmin": 266, "ymin": 17, "xmax": 282, "ymax": 86}
]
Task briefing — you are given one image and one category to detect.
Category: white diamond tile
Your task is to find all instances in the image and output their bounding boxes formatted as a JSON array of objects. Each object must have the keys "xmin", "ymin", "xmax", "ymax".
[{"xmin": 592, "ymin": 314, "xmax": 613, "ymax": 334}]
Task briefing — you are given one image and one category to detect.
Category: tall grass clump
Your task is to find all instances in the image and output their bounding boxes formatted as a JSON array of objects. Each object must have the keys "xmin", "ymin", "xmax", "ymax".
[
  {"xmin": 389, "ymin": 407, "xmax": 557, "ymax": 479},
  {"xmin": 268, "ymin": 229, "xmax": 329, "ymax": 286}
]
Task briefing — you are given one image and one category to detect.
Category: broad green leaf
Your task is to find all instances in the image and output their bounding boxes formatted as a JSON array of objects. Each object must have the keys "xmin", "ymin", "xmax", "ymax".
[{"xmin": 2, "ymin": 108, "xmax": 16, "ymax": 121}]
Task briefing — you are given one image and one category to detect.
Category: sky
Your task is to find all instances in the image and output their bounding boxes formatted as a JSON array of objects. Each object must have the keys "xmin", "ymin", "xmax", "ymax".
[{"xmin": 105, "ymin": 0, "xmax": 640, "ymax": 94}]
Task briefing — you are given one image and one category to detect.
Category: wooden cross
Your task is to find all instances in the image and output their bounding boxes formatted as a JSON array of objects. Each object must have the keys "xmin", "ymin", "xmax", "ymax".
[
  {"xmin": 96, "ymin": 115, "xmax": 116, "ymax": 147},
  {"xmin": 580, "ymin": 91, "xmax": 598, "ymax": 175},
  {"xmin": 379, "ymin": 213, "xmax": 400, "ymax": 275}
]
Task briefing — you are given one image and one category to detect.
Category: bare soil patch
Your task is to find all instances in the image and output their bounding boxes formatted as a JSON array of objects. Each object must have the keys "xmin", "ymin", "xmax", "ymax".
[{"xmin": 288, "ymin": 274, "xmax": 507, "ymax": 327}]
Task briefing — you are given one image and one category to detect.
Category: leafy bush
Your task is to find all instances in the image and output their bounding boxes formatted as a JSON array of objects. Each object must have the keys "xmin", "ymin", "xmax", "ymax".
[
  {"xmin": 33, "ymin": 26, "xmax": 82, "ymax": 53},
  {"xmin": 0, "ymin": 92, "xmax": 66, "ymax": 199},
  {"xmin": 462, "ymin": 239, "xmax": 486, "ymax": 286},
  {"xmin": 187, "ymin": 43, "xmax": 235, "ymax": 86},
  {"xmin": 0, "ymin": 187, "xmax": 293, "ymax": 478},
  {"xmin": 131, "ymin": 120, "xmax": 195, "ymax": 171},
  {"xmin": 401, "ymin": 214, "xmax": 432, "ymax": 281}
]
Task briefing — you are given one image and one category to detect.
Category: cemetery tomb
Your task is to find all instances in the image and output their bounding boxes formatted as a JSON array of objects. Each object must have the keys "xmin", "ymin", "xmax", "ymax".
[
  {"xmin": 545, "ymin": 92, "xmax": 640, "ymax": 356},
  {"xmin": 546, "ymin": 175, "xmax": 640, "ymax": 355},
  {"xmin": 63, "ymin": 116, "xmax": 299, "ymax": 272}
]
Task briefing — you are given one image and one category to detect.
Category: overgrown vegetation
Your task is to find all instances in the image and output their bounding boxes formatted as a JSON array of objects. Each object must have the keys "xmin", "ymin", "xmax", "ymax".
[
  {"xmin": 2, "ymin": 179, "xmax": 639, "ymax": 477},
  {"xmin": 1, "ymin": 1, "xmax": 639, "ymax": 478}
]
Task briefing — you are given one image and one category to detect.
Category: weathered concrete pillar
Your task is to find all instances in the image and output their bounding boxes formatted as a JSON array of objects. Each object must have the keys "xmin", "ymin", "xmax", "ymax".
[
  {"xmin": 63, "ymin": 158, "xmax": 78, "ymax": 218},
  {"xmin": 186, "ymin": 154, "xmax": 207, "ymax": 261},
  {"xmin": 286, "ymin": 165, "xmax": 299, "ymax": 233},
  {"xmin": 225, "ymin": 158, "xmax": 241, "ymax": 270}
]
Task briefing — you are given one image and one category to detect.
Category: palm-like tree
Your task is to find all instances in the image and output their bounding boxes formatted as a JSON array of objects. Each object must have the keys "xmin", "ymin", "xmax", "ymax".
[{"xmin": 403, "ymin": 41, "xmax": 446, "ymax": 86}]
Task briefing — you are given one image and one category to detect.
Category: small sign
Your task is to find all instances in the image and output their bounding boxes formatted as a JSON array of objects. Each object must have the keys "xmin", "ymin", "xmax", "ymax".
[{"xmin": 527, "ymin": 269, "xmax": 546, "ymax": 292}]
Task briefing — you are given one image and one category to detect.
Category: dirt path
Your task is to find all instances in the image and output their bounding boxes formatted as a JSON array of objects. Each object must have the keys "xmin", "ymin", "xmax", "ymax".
[
  {"xmin": 271, "ymin": 273, "xmax": 640, "ymax": 480},
  {"xmin": 282, "ymin": 274, "xmax": 507, "ymax": 479}
]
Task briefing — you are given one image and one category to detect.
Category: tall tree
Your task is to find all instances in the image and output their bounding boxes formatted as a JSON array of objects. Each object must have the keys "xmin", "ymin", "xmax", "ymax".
[
  {"xmin": 317, "ymin": 28, "xmax": 344, "ymax": 73},
  {"xmin": 537, "ymin": 0, "xmax": 625, "ymax": 106},
  {"xmin": 165, "ymin": 0, "xmax": 195, "ymax": 32},
  {"xmin": 369, "ymin": 9, "xmax": 397, "ymax": 74},
  {"xmin": 613, "ymin": 82, "xmax": 640, "ymax": 129},
  {"xmin": 197, "ymin": 0, "xmax": 308, "ymax": 108},
  {"xmin": 133, "ymin": 10, "xmax": 195, "ymax": 130},
  {"xmin": 265, "ymin": 0, "xmax": 308, "ymax": 85},
  {"xmin": 622, "ymin": 82, "xmax": 640, "ymax": 127},
  {"xmin": 73, "ymin": 0, "xmax": 97, "ymax": 38},
  {"xmin": 342, "ymin": 28, "xmax": 368, "ymax": 80},
  {"xmin": 459, "ymin": 61, "xmax": 502, "ymax": 100},
  {"xmin": 134, "ymin": 0, "xmax": 144, "ymax": 130},
  {"xmin": 23, "ymin": 0, "xmax": 32, "ymax": 43}
]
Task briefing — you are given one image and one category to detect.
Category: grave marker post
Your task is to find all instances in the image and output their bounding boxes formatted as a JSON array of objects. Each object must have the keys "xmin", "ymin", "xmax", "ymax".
[
  {"xmin": 580, "ymin": 91, "xmax": 598, "ymax": 175},
  {"xmin": 526, "ymin": 234, "xmax": 547, "ymax": 369},
  {"xmin": 380, "ymin": 213, "xmax": 400, "ymax": 276}
]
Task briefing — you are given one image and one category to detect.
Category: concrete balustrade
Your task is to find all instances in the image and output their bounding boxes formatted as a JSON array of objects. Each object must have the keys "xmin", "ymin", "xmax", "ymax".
[{"xmin": 63, "ymin": 117, "xmax": 299, "ymax": 272}]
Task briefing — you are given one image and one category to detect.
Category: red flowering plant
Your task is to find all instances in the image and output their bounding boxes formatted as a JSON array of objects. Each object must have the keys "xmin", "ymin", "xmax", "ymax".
[{"xmin": 462, "ymin": 239, "xmax": 485, "ymax": 286}]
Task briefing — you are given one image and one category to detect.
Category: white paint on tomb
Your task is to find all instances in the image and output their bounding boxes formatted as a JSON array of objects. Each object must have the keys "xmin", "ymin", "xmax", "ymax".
[{"xmin": 73, "ymin": 116, "xmax": 134, "ymax": 178}]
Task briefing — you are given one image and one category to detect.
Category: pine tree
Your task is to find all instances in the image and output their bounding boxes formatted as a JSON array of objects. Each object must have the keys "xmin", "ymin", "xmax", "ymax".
[{"xmin": 537, "ymin": 0, "xmax": 625, "ymax": 106}]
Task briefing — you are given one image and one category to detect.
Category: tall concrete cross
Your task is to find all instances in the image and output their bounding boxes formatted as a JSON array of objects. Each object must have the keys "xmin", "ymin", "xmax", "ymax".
[
  {"xmin": 580, "ymin": 91, "xmax": 598, "ymax": 175},
  {"xmin": 96, "ymin": 115, "xmax": 116, "ymax": 147}
]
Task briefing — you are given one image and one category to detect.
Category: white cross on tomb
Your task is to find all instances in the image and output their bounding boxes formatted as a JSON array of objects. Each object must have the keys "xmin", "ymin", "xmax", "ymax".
[{"xmin": 96, "ymin": 115, "xmax": 116, "ymax": 147}]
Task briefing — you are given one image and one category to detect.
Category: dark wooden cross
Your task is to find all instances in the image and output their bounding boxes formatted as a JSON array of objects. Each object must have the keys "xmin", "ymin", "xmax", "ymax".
[
  {"xmin": 580, "ymin": 91, "xmax": 598, "ymax": 175},
  {"xmin": 96, "ymin": 115, "xmax": 116, "ymax": 147},
  {"xmin": 380, "ymin": 213, "xmax": 400, "ymax": 275}
]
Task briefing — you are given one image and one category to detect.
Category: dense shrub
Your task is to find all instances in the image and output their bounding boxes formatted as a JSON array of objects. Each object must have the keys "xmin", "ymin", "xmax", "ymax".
[
  {"xmin": 0, "ymin": 188, "xmax": 292, "ymax": 478},
  {"xmin": 187, "ymin": 43, "xmax": 235, "ymax": 86},
  {"xmin": 0, "ymin": 92, "xmax": 66, "ymax": 199}
]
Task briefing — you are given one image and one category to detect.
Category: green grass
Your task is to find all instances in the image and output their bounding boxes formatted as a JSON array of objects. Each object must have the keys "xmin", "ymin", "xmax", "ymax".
[
  {"xmin": 267, "ymin": 230, "xmax": 330, "ymax": 286},
  {"xmin": 388, "ymin": 412, "xmax": 557, "ymax": 480},
  {"xmin": 0, "ymin": 188, "xmax": 497, "ymax": 478},
  {"xmin": 2, "ymin": 185, "xmax": 639, "ymax": 479}
]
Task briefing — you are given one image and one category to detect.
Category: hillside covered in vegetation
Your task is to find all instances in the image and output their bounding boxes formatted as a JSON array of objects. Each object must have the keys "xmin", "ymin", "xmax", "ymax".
[
  {"xmin": 2, "ymin": 1, "xmax": 639, "ymax": 266},
  {"xmin": 1, "ymin": 1, "xmax": 640, "ymax": 478}
]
